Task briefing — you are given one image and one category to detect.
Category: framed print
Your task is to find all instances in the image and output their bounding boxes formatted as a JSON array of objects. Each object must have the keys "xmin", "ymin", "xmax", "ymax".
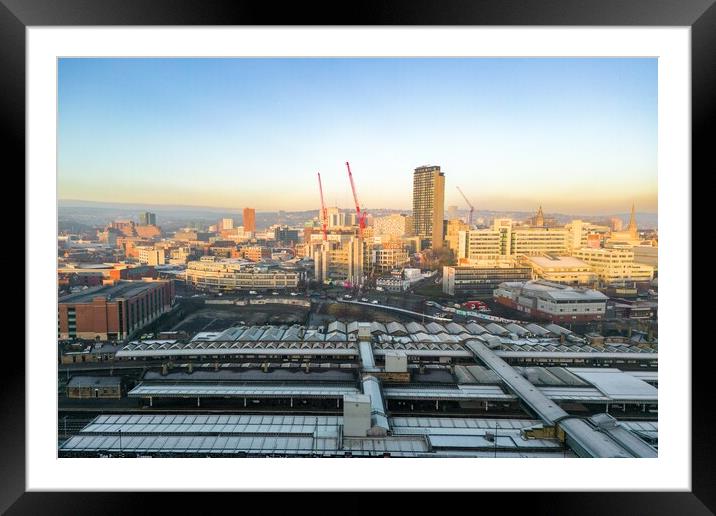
[{"xmin": 6, "ymin": 0, "xmax": 711, "ymax": 513}]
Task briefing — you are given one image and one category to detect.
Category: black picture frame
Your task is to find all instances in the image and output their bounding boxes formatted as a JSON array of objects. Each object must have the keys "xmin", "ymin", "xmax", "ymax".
[{"xmin": 6, "ymin": 0, "xmax": 710, "ymax": 513}]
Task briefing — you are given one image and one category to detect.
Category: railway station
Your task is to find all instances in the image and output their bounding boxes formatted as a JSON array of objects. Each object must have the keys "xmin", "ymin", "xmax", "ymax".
[{"xmin": 60, "ymin": 318, "xmax": 658, "ymax": 458}]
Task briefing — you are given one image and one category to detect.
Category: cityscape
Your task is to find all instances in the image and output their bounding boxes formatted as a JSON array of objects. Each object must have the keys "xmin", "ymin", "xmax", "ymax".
[{"xmin": 57, "ymin": 58, "xmax": 657, "ymax": 458}]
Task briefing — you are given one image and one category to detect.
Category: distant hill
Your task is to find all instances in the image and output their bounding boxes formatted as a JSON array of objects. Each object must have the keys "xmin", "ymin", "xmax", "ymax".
[{"xmin": 58, "ymin": 199, "xmax": 657, "ymax": 231}]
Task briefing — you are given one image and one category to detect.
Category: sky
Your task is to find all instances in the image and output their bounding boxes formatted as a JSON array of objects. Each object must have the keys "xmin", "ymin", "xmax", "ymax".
[{"xmin": 58, "ymin": 57, "xmax": 657, "ymax": 215}]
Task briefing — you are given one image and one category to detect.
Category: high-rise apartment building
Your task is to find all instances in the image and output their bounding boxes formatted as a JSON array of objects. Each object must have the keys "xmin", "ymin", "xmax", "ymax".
[
  {"xmin": 139, "ymin": 212, "xmax": 157, "ymax": 226},
  {"xmin": 243, "ymin": 208, "xmax": 256, "ymax": 233},
  {"xmin": 220, "ymin": 218, "xmax": 234, "ymax": 231},
  {"xmin": 412, "ymin": 165, "xmax": 445, "ymax": 249}
]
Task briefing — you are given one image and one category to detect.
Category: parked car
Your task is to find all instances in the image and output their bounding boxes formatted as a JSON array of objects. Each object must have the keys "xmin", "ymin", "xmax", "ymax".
[
  {"xmin": 361, "ymin": 298, "xmax": 369, "ymax": 302},
  {"xmin": 272, "ymin": 291, "xmax": 279, "ymax": 295},
  {"xmin": 371, "ymin": 300, "xmax": 379, "ymax": 304},
  {"xmin": 290, "ymin": 292, "xmax": 299, "ymax": 296},
  {"xmin": 249, "ymin": 290, "xmax": 258, "ymax": 295}
]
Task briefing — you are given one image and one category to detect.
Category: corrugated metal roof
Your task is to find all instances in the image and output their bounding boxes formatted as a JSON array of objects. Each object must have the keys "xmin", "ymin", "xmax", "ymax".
[{"xmin": 128, "ymin": 383, "xmax": 359, "ymax": 398}]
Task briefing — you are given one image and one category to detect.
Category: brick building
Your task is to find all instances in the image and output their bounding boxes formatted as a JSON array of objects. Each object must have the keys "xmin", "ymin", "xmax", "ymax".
[
  {"xmin": 58, "ymin": 280, "xmax": 175, "ymax": 341},
  {"xmin": 66, "ymin": 376, "xmax": 122, "ymax": 399}
]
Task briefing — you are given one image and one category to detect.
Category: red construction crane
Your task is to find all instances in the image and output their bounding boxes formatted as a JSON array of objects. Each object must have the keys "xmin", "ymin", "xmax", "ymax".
[
  {"xmin": 456, "ymin": 186, "xmax": 475, "ymax": 226},
  {"xmin": 317, "ymin": 172, "xmax": 328, "ymax": 241},
  {"xmin": 345, "ymin": 161, "xmax": 366, "ymax": 237}
]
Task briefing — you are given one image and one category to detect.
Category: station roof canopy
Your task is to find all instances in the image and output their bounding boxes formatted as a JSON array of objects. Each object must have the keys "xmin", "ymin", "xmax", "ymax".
[
  {"xmin": 116, "ymin": 340, "xmax": 359, "ymax": 358},
  {"xmin": 128, "ymin": 382, "xmax": 360, "ymax": 399},
  {"xmin": 59, "ymin": 414, "xmax": 572, "ymax": 457},
  {"xmin": 383, "ymin": 385, "xmax": 516, "ymax": 402},
  {"xmin": 567, "ymin": 368, "xmax": 658, "ymax": 401}
]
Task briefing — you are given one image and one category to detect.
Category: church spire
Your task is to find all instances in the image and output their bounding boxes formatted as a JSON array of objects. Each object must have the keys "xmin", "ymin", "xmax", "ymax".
[{"xmin": 534, "ymin": 205, "xmax": 545, "ymax": 226}]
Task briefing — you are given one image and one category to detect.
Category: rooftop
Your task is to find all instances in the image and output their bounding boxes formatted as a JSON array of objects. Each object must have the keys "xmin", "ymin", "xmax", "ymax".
[
  {"xmin": 527, "ymin": 256, "xmax": 591, "ymax": 269},
  {"xmin": 59, "ymin": 280, "xmax": 166, "ymax": 304},
  {"xmin": 67, "ymin": 376, "xmax": 121, "ymax": 388}
]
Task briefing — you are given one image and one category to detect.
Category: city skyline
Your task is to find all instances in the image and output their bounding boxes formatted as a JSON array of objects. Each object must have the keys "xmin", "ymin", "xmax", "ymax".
[{"xmin": 59, "ymin": 57, "xmax": 657, "ymax": 215}]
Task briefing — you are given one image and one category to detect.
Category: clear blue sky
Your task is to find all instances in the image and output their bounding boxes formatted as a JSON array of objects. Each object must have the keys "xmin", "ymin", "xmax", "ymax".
[{"xmin": 58, "ymin": 57, "xmax": 657, "ymax": 215}]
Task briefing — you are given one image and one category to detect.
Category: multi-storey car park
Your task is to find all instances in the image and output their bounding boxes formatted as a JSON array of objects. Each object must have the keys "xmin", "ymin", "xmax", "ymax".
[{"xmin": 59, "ymin": 319, "xmax": 657, "ymax": 458}]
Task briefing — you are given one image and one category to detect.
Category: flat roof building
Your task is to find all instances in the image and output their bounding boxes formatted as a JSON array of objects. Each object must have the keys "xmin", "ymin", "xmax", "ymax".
[
  {"xmin": 573, "ymin": 247, "xmax": 655, "ymax": 284},
  {"xmin": 185, "ymin": 256, "xmax": 299, "ymax": 291},
  {"xmin": 443, "ymin": 263, "xmax": 532, "ymax": 298},
  {"xmin": 243, "ymin": 208, "xmax": 256, "ymax": 234},
  {"xmin": 494, "ymin": 280, "xmax": 608, "ymax": 323},
  {"xmin": 524, "ymin": 255, "xmax": 597, "ymax": 285},
  {"xmin": 58, "ymin": 279, "xmax": 175, "ymax": 341}
]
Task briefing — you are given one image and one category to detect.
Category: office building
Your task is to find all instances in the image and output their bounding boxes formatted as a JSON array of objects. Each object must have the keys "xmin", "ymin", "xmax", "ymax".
[
  {"xmin": 460, "ymin": 220, "xmax": 569, "ymax": 258},
  {"xmin": 240, "ymin": 246, "xmax": 271, "ymax": 262},
  {"xmin": 314, "ymin": 237, "xmax": 368, "ymax": 286},
  {"xmin": 412, "ymin": 165, "xmax": 445, "ymax": 250},
  {"xmin": 372, "ymin": 248, "xmax": 410, "ymax": 272},
  {"xmin": 494, "ymin": 280, "xmax": 609, "ymax": 323},
  {"xmin": 510, "ymin": 226, "xmax": 569, "ymax": 256},
  {"xmin": 139, "ymin": 212, "xmax": 157, "ymax": 226},
  {"xmin": 58, "ymin": 279, "xmax": 175, "ymax": 340},
  {"xmin": 493, "ymin": 280, "xmax": 608, "ymax": 322},
  {"xmin": 631, "ymin": 244, "xmax": 658, "ymax": 269},
  {"xmin": 136, "ymin": 246, "xmax": 166, "ymax": 266},
  {"xmin": 565, "ymin": 220, "xmax": 610, "ymax": 252},
  {"xmin": 523, "ymin": 255, "xmax": 597, "ymax": 285},
  {"xmin": 442, "ymin": 262, "xmax": 531, "ymax": 298},
  {"xmin": 573, "ymin": 247, "xmax": 655, "ymax": 284},
  {"xmin": 243, "ymin": 208, "xmax": 256, "ymax": 233},
  {"xmin": 185, "ymin": 257, "xmax": 299, "ymax": 291},
  {"xmin": 445, "ymin": 219, "xmax": 469, "ymax": 257},
  {"xmin": 220, "ymin": 218, "xmax": 234, "ymax": 231},
  {"xmin": 374, "ymin": 214, "xmax": 412, "ymax": 239},
  {"xmin": 273, "ymin": 226, "xmax": 300, "ymax": 244},
  {"xmin": 456, "ymin": 228, "xmax": 501, "ymax": 262}
]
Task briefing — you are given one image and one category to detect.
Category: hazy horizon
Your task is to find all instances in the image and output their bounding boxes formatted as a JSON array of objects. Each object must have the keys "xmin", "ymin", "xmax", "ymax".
[
  {"xmin": 59, "ymin": 57, "xmax": 657, "ymax": 214},
  {"xmin": 58, "ymin": 197, "xmax": 657, "ymax": 220}
]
